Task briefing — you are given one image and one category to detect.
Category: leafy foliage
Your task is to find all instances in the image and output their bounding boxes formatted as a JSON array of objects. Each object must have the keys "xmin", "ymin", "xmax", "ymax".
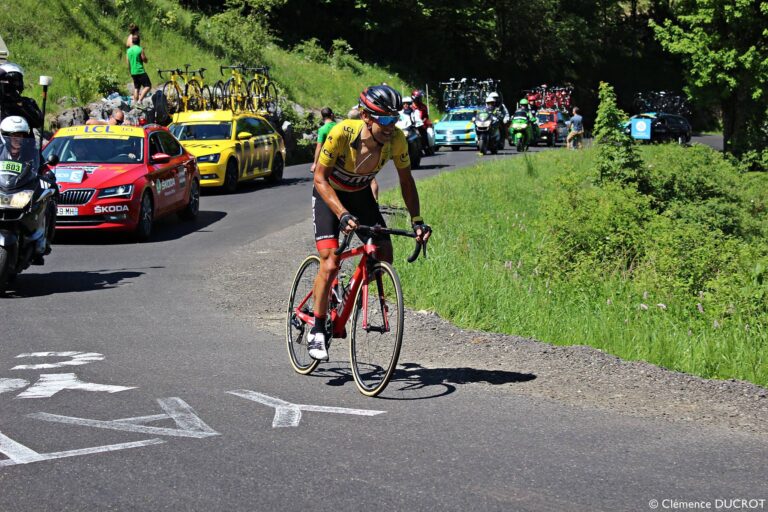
[
  {"xmin": 594, "ymin": 82, "xmax": 643, "ymax": 184},
  {"xmin": 651, "ymin": 0, "xmax": 768, "ymax": 167}
]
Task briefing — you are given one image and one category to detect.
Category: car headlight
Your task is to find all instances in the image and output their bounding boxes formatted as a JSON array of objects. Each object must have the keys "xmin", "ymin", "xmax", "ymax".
[
  {"xmin": 0, "ymin": 190, "xmax": 34, "ymax": 209},
  {"xmin": 98, "ymin": 184, "xmax": 134, "ymax": 199},
  {"xmin": 196, "ymin": 153, "xmax": 220, "ymax": 163}
]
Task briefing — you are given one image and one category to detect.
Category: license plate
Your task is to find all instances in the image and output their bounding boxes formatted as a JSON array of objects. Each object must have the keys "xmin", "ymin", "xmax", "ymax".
[{"xmin": 57, "ymin": 207, "xmax": 79, "ymax": 216}]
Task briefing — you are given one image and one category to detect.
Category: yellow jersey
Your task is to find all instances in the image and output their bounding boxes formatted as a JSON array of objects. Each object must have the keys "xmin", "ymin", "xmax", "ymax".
[{"xmin": 317, "ymin": 119, "xmax": 410, "ymax": 192}]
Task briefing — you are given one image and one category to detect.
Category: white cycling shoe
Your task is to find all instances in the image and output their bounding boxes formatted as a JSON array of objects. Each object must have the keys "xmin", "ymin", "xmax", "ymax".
[{"xmin": 307, "ymin": 328, "xmax": 329, "ymax": 361}]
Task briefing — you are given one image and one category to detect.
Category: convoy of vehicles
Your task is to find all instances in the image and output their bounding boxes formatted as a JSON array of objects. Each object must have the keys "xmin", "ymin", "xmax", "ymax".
[
  {"xmin": 43, "ymin": 124, "xmax": 200, "ymax": 240},
  {"xmin": 168, "ymin": 110, "xmax": 285, "ymax": 193}
]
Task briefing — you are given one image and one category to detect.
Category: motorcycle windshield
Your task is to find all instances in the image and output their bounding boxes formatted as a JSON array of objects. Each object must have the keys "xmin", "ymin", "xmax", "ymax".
[
  {"xmin": 0, "ymin": 136, "xmax": 39, "ymax": 190},
  {"xmin": 477, "ymin": 112, "xmax": 491, "ymax": 121}
]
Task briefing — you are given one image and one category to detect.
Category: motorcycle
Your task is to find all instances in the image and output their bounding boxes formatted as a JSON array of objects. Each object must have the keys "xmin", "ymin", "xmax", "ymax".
[
  {"xmin": 474, "ymin": 110, "xmax": 501, "ymax": 155},
  {"xmin": 396, "ymin": 111, "xmax": 422, "ymax": 169},
  {"xmin": 0, "ymin": 135, "xmax": 57, "ymax": 293},
  {"xmin": 509, "ymin": 111, "xmax": 538, "ymax": 152}
]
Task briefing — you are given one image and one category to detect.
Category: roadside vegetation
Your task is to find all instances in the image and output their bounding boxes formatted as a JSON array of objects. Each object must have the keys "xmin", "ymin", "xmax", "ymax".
[
  {"xmin": 383, "ymin": 90, "xmax": 768, "ymax": 386},
  {"xmin": 0, "ymin": 0, "xmax": 409, "ymax": 123}
]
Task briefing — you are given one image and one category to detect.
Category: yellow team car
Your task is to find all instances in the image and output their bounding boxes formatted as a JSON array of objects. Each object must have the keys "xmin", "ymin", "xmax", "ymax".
[{"xmin": 168, "ymin": 110, "xmax": 286, "ymax": 193}]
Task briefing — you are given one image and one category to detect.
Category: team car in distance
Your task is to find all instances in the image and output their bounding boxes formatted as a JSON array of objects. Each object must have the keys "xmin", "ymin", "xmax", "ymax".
[
  {"xmin": 168, "ymin": 110, "xmax": 286, "ymax": 193},
  {"xmin": 42, "ymin": 124, "xmax": 200, "ymax": 240},
  {"xmin": 625, "ymin": 112, "xmax": 692, "ymax": 144},
  {"xmin": 434, "ymin": 108, "xmax": 478, "ymax": 150},
  {"xmin": 535, "ymin": 109, "xmax": 569, "ymax": 146}
]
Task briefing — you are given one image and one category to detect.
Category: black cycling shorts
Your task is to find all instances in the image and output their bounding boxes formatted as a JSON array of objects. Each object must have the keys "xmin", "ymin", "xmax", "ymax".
[
  {"xmin": 132, "ymin": 73, "xmax": 152, "ymax": 90},
  {"xmin": 312, "ymin": 186, "xmax": 389, "ymax": 250}
]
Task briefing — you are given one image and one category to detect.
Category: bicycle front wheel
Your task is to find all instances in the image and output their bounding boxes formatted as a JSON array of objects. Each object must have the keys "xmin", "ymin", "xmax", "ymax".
[
  {"xmin": 263, "ymin": 82, "xmax": 278, "ymax": 116},
  {"xmin": 350, "ymin": 261, "xmax": 404, "ymax": 397},
  {"xmin": 185, "ymin": 81, "xmax": 203, "ymax": 111},
  {"xmin": 162, "ymin": 81, "xmax": 180, "ymax": 115},
  {"xmin": 286, "ymin": 255, "xmax": 322, "ymax": 375}
]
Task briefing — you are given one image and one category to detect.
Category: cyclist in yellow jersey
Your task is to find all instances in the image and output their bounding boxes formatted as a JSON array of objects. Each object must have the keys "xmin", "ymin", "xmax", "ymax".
[{"xmin": 308, "ymin": 85, "xmax": 432, "ymax": 361}]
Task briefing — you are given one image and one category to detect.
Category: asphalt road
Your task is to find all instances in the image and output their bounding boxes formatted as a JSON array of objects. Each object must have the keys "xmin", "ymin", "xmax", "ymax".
[{"xmin": 2, "ymin": 136, "xmax": 765, "ymax": 512}]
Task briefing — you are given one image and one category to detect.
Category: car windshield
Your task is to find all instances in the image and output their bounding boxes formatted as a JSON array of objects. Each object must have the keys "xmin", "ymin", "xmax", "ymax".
[
  {"xmin": 537, "ymin": 113, "xmax": 554, "ymax": 123},
  {"xmin": 169, "ymin": 122, "xmax": 232, "ymax": 141},
  {"xmin": 442, "ymin": 112, "xmax": 475, "ymax": 122},
  {"xmin": 42, "ymin": 136, "xmax": 144, "ymax": 164}
]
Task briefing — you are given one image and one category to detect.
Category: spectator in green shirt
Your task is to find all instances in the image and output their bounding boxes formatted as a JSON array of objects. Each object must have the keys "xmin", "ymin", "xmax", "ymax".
[
  {"xmin": 126, "ymin": 35, "xmax": 151, "ymax": 106},
  {"xmin": 310, "ymin": 107, "xmax": 336, "ymax": 173}
]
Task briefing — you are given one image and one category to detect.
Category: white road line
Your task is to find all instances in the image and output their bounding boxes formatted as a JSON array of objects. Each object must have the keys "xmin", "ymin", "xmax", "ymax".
[
  {"xmin": 12, "ymin": 351, "xmax": 105, "ymax": 370},
  {"xmin": 227, "ymin": 390, "xmax": 386, "ymax": 428},
  {"xmin": 15, "ymin": 373, "xmax": 136, "ymax": 399},
  {"xmin": 0, "ymin": 378, "xmax": 28, "ymax": 395},
  {"xmin": 0, "ymin": 435, "xmax": 163, "ymax": 468},
  {"xmin": 0, "ymin": 431, "xmax": 46, "ymax": 464},
  {"xmin": 28, "ymin": 397, "xmax": 220, "ymax": 439}
]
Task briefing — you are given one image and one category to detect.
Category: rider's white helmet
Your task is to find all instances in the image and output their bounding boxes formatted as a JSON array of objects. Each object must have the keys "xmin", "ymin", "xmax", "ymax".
[
  {"xmin": 485, "ymin": 95, "xmax": 496, "ymax": 103},
  {"xmin": 0, "ymin": 62, "xmax": 24, "ymax": 76},
  {"xmin": 402, "ymin": 96, "xmax": 413, "ymax": 103},
  {"xmin": 490, "ymin": 92, "xmax": 500, "ymax": 100},
  {"xmin": 0, "ymin": 115, "xmax": 30, "ymax": 135},
  {"xmin": 0, "ymin": 62, "xmax": 25, "ymax": 92}
]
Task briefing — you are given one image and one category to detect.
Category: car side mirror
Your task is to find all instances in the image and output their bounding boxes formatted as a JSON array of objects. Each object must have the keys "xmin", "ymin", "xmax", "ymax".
[
  {"xmin": 151, "ymin": 153, "xmax": 171, "ymax": 164},
  {"xmin": 237, "ymin": 131, "xmax": 253, "ymax": 140},
  {"xmin": 45, "ymin": 154, "xmax": 60, "ymax": 166}
]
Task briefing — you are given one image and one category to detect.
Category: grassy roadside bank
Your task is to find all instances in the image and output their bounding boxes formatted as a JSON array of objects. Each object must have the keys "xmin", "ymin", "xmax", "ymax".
[
  {"xmin": 0, "ymin": 0, "xmax": 409, "ymax": 118},
  {"xmin": 382, "ymin": 145, "xmax": 768, "ymax": 387}
]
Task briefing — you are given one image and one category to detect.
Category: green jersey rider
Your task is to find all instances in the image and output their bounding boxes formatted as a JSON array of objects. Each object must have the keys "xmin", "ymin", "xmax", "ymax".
[{"xmin": 308, "ymin": 85, "xmax": 432, "ymax": 361}]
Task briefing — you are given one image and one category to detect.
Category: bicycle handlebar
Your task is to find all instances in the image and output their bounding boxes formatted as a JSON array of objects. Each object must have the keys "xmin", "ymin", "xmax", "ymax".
[{"xmin": 333, "ymin": 224, "xmax": 427, "ymax": 263}]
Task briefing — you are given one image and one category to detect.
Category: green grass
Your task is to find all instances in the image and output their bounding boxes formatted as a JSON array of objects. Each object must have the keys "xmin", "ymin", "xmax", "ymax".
[
  {"xmin": 0, "ymin": 0, "xmax": 413, "ymax": 120},
  {"xmin": 381, "ymin": 147, "xmax": 768, "ymax": 386}
]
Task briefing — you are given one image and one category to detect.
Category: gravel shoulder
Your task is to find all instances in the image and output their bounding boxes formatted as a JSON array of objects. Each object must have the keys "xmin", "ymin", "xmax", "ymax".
[{"xmin": 207, "ymin": 218, "xmax": 768, "ymax": 436}]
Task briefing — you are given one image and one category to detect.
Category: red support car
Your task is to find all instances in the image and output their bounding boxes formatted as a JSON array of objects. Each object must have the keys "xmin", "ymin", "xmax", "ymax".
[{"xmin": 43, "ymin": 124, "xmax": 200, "ymax": 240}]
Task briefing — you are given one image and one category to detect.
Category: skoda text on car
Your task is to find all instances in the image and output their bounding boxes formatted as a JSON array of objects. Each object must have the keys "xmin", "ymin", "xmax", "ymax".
[
  {"xmin": 43, "ymin": 124, "xmax": 201, "ymax": 240},
  {"xmin": 434, "ymin": 108, "xmax": 478, "ymax": 151},
  {"xmin": 168, "ymin": 110, "xmax": 286, "ymax": 193},
  {"xmin": 535, "ymin": 109, "xmax": 569, "ymax": 146}
]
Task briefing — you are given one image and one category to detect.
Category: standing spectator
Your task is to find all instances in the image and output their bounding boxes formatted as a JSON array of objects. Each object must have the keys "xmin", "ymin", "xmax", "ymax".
[
  {"xmin": 567, "ymin": 106, "xmax": 584, "ymax": 149},
  {"xmin": 126, "ymin": 23, "xmax": 140, "ymax": 48},
  {"xmin": 311, "ymin": 107, "xmax": 336, "ymax": 173},
  {"xmin": 127, "ymin": 35, "xmax": 151, "ymax": 106}
]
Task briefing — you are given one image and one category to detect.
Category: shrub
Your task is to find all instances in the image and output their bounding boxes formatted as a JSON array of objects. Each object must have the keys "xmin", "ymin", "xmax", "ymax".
[
  {"xmin": 200, "ymin": 10, "xmax": 271, "ymax": 65},
  {"xmin": 292, "ymin": 38, "xmax": 327, "ymax": 64},
  {"xmin": 593, "ymin": 82, "xmax": 643, "ymax": 185}
]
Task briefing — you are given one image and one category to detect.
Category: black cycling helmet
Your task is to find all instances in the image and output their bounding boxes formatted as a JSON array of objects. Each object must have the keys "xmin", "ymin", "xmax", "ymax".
[{"xmin": 359, "ymin": 85, "xmax": 402, "ymax": 116}]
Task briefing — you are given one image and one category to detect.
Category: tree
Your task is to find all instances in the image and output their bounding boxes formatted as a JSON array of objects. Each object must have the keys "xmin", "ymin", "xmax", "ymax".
[{"xmin": 651, "ymin": 0, "xmax": 768, "ymax": 166}]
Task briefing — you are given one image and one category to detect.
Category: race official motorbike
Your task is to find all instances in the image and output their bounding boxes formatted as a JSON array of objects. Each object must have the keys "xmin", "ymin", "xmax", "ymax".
[
  {"xmin": 474, "ymin": 110, "xmax": 501, "ymax": 155},
  {"xmin": 0, "ymin": 136, "xmax": 57, "ymax": 293},
  {"xmin": 509, "ymin": 111, "xmax": 538, "ymax": 152},
  {"xmin": 396, "ymin": 111, "xmax": 422, "ymax": 169}
]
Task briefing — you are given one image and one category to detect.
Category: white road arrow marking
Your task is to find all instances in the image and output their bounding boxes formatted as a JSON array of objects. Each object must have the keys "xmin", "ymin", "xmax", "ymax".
[
  {"xmin": 227, "ymin": 390, "xmax": 386, "ymax": 428},
  {"xmin": 15, "ymin": 373, "xmax": 136, "ymax": 399},
  {"xmin": 0, "ymin": 430, "xmax": 162, "ymax": 468},
  {"xmin": 0, "ymin": 378, "xmax": 28, "ymax": 395},
  {"xmin": 28, "ymin": 397, "xmax": 220, "ymax": 439},
  {"xmin": 12, "ymin": 351, "xmax": 105, "ymax": 370}
]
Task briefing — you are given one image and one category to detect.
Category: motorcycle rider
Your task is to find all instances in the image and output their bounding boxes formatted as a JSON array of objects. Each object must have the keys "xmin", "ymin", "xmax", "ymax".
[
  {"xmin": 0, "ymin": 63, "xmax": 44, "ymax": 130},
  {"xmin": 517, "ymin": 98, "xmax": 539, "ymax": 143},
  {"xmin": 411, "ymin": 89, "xmax": 433, "ymax": 151},
  {"xmin": 0, "ymin": 116, "xmax": 55, "ymax": 262},
  {"xmin": 489, "ymin": 92, "xmax": 509, "ymax": 144}
]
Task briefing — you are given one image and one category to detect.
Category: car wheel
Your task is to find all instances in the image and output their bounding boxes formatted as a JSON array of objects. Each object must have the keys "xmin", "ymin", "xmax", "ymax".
[
  {"xmin": 677, "ymin": 134, "xmax": 686, "ymax": 145},
  {"xmin": 224, "ymin": 159, "xmax": 239, "ymax": 194},
  {"xmin": 135, "ymin": 191, "xmax": 154, "ymax": 242},
  {"xmin": 266, "ymin": 154, "xmax": 284, "ymax": 184},
  {"xmin": 179, "ymin": 179, "xmax": 200, "ymax": 221}
]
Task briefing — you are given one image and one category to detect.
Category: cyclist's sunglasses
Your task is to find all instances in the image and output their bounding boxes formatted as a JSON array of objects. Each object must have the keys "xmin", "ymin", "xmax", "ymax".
[{"xmin": 369, "ymin": 113, "xmax": 399, "ymax": 126}]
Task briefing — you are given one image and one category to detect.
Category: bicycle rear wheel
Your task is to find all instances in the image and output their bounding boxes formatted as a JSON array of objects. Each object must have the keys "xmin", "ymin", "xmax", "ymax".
[
  {"xmin": 350, "ymin": 261, "xmax": 404, "ymax": 397},
  {"xmin": 286, "ymin": 255, "xmax": 322, "ymax": 375},
  {"xmin": 211, "ymin": 80, "xmax": 225, "ymax": 110},
  {"xmin": 185, "ymin": 81, "xmax": 203, "ymax": 111},
  {"xmin": 262, "ymin": 82, "xmax": 279, "ymax": 116},
  {"xmin": 201, "ymin": 85, "xmax": 212, "ymax": 111},
  {"xmin": 247, "ymin": 79, "xmax": 262, "ymax": 112},
  {"xmin": 162, "ymin": 81, "xmax": 180, "ymax": 115}
]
